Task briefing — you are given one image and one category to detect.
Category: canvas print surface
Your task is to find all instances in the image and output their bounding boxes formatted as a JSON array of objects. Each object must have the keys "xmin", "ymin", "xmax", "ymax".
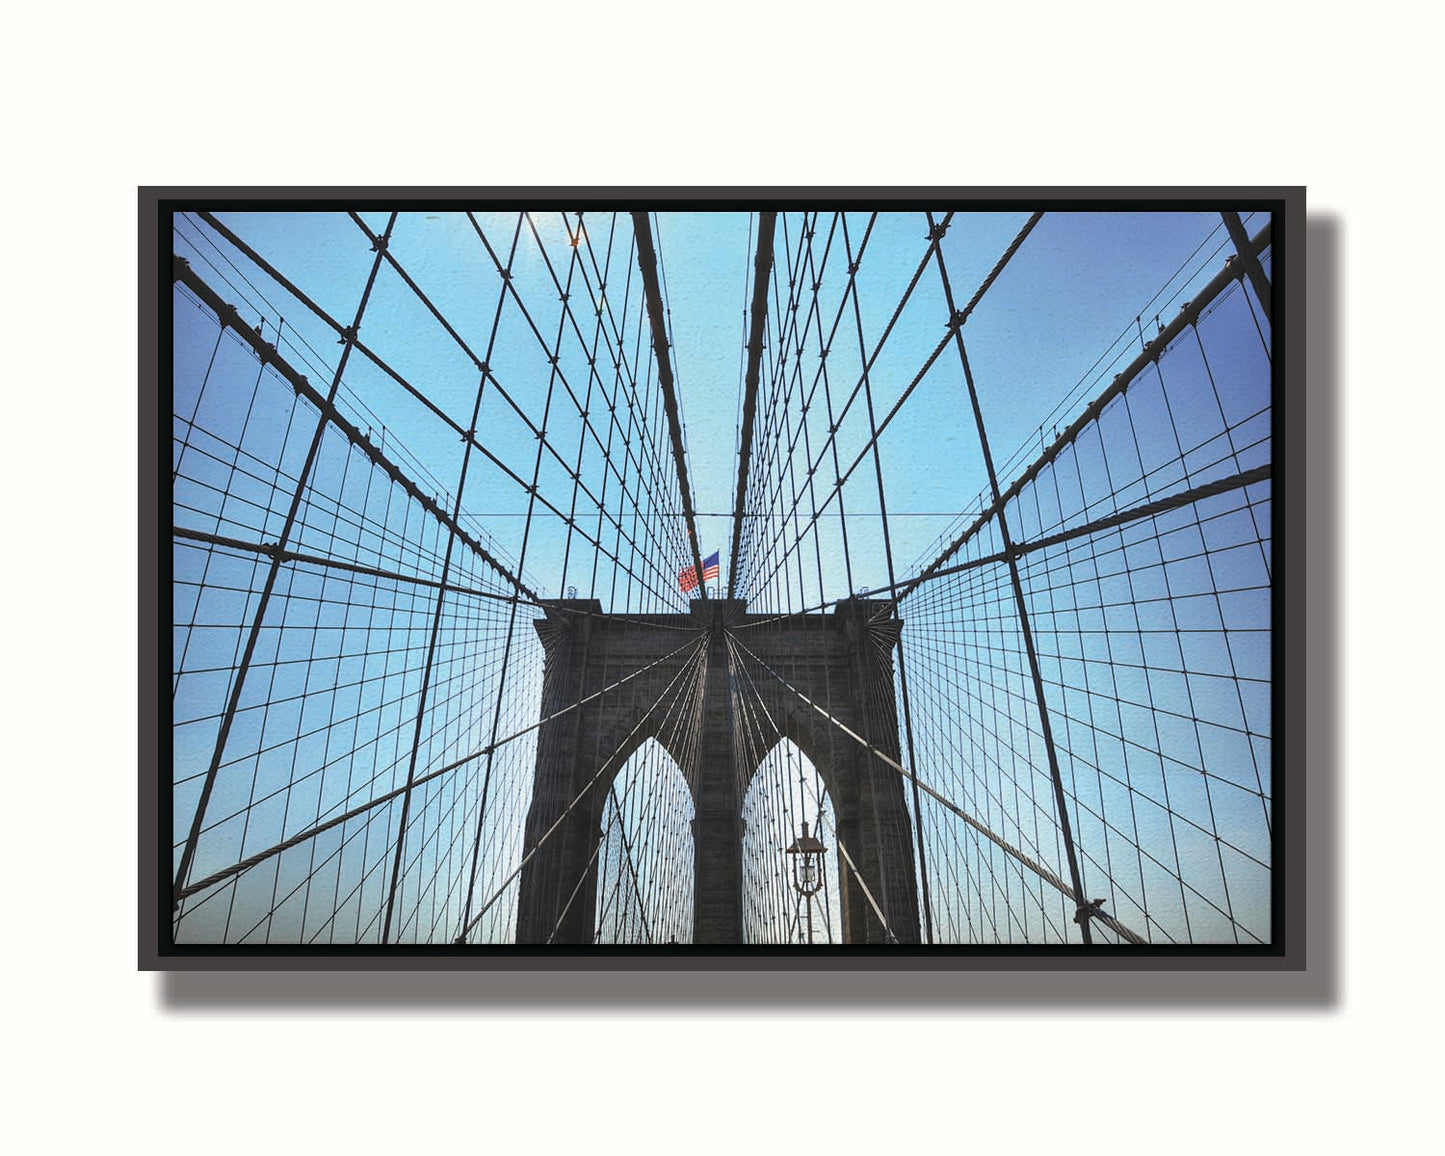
[{"xmin": 160, "ymin": 198, "xmax": 1280, "ymax": 954}]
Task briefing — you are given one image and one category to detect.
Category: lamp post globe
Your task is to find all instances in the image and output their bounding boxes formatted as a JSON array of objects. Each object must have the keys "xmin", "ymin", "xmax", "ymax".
[{"xmin": 786, "ymin": 820, "xmax": 827, "ymax": 943}]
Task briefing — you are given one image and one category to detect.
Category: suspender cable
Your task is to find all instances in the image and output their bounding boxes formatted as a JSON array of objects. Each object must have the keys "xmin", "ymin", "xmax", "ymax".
[
  {"xmin": 726, "ymin": 632, "xmax": 1145, "ymax": 945},
  {"xmin": 926, "ymin": 212, "xmax": 1092, "ymax": 943},
  {"xmin": 907, "ymin": 219, "xmax": 1271, "ymax": 595},
  {"xmin": 177, "ymin": 634, "xmax": 704, "ymax": 906},
  {"xmin": 381, "ymin": 217, "xmax": 537, "ymax": 945},
  {"xmin": 840, "ymin": 212, "xmax": 934, "ymax": 944},
  {"xmin": 457, "ymin": 634, "xmax": 709, "ymax": 939},
  {"xmin": 170, "ymin": 216, "xmax": 398, "ymax": 911},
  {"xmin": 171, "ymin": 257, "xmax": 540, "ymax": 604},
  {"xmin": 732, "ymin": 461, "xmax": 1271, "ymax": 617}
]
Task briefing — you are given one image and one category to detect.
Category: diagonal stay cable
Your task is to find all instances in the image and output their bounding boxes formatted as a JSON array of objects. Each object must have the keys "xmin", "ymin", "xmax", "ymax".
[
  {"xmin": 907, "ymin": 219, "xmax": 1271, "ymax": 593},
  {"xmin": 170, "ymin": 215, "xmax": 398, "ymax": 909},
  {"xmin": 741, "ymin": 211, "xmax": 939, "ymax": 599},
  {"xmin": 929, "ymin": 214, "xmax": 1091, "ymax": 943},
  {"xmin": 589, "ymin": 640, "xmax": 708, "ymax": 943},
  {"xmin": 819, "ymin": 217, "xmax": 1040, "ymax": 506},
  {"xmin": 172, "ymin": 255, "xmax": 540, "ymax": 604},
  {"xmin": 194, "ymin": 213, "xmax": 473, "ymax": 439},
  {"xmin": 457, "ymin": 632, "xmax": 710, "ymax": 941},
  {"xmin": 733, "ymin": 461, "xmax": 1272, "ymax": 633},
  {"xmin": 353, "ymin": 212, "xmax": 617, "ymax": 537},
  {"xmin": 725, "ymin": 631, "xmax": 1146, "ymax": 945},
  {"xmin": 782, "ymin": 742, "xmax": 888, "ymax": 945},
  {"xmin": 380, "ymin": 220, "xmax": 544, "ymax": 944},
  {"xmin": 828, "ymin": 213, "xmax": 1044, "ymax": 528},
  {"xmin": 953, "ymin": 210, "xmax": 1043, "ymax": 328},
  {"xmin": 840, "ymin": 211, "xmax": 934, "ymax": 943},
  {"xmin": 175, "ymin": 632, "xmax": 703, "ymax": 904},
  {"xmin": 748, "ymin": 210, "xmax": 1045, "ymax": 602},
  {"xmin": 573, "ymin": 783, "xmax": 654, "ymax": 946},
  {"xmin": 170, "ymin": 525, "xmax": 526, "ymax": 605},
  {"xmin": 819, "ymin": 812, "xmax": 896, "ymax": 943},
  {"xmin": 549, "ymin": 796, "xmax": 620, "ymax": 946},
  {"xmin": 1220, "ymin": 210, "xmax": 1272, "ymax": 325},
  {"xmin": 723, "ymin": 630, "xmax": 897, "ymax": 943},
  {"xmin": 192, "ymin": 212, "xmax": 646, "ymax": 594}
]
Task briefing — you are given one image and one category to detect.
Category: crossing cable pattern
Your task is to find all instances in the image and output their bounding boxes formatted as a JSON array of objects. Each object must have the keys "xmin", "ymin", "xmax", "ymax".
[
  {"xmin": 906, "ymin": 224, "xmax": 1270, "ymax": 944},
  {"xmin": 592, "ymin": 743, "xmax": 697, "ymax": 946},
  {"xmin": 168, "ymin": 205, "xmax": 1275, "ymax": 947},
  {"xmin": 172, "ymin": 210, "xmax": 705, "ymax": 944},
  {"xmin": 728, "ymin": 209, "xmax": 1274, "ymax": 945},
  {"xmin": 462, "ymin": 632, "xmax": 709, "ymax": 943}
]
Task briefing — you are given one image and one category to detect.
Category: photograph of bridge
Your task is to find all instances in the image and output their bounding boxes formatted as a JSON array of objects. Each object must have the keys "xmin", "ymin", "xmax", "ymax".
[{"xmin": 156, "ymin": 195, "xmax": 1282, "ymax": 953}]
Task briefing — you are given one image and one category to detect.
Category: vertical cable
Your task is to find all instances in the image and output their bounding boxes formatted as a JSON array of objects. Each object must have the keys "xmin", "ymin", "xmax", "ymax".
[{"xmin": 173, "ymin": 213, "xmax": 398, "ymax": 910}]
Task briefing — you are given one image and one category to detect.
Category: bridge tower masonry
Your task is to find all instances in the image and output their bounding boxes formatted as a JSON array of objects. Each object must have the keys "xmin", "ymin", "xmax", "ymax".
[{"xmin": 515, "ymin": 597, "xmax": 921, "ymax": 945}]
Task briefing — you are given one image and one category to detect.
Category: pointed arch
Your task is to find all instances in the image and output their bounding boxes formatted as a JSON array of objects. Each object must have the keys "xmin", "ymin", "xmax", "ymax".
[
  {"xmin": 740, "ymin": 737, "xmax": 842, "ymax": 944},
  {"xmin": 594, "ymin": 738, "xmax": 695, "ymax": 944}
]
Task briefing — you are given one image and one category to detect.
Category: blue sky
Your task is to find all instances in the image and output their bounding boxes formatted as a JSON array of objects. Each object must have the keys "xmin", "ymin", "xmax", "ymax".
[{"xmin": 175, "ymin": 208, "xmax": 1257, "ymax": 610}]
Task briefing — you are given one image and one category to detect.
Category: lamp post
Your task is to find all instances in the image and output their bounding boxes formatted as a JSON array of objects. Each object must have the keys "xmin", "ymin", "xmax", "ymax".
[{"xmin": 786, "ymin": 820, "xmax": 827, "ymax": 945}]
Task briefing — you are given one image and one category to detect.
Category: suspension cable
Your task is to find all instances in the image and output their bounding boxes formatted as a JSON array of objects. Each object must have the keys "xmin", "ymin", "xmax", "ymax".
[
  {"xmin": 632, "ymin": 211, "xmax": 708, "ymax": 596},
  {"xmin": 457, "ymin": 633, "xmax": 709, "ymax": 940},
  {"xmin": 727, "ymin": 211, "xmax": 777, "ymax": 598},
  {"xmin": 724, "ymin": 630, "xmax": 1145, "ymax": 944}
]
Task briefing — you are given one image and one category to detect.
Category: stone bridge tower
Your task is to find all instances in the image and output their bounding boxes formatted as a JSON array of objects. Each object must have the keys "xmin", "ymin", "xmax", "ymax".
[{"xmin": 515, "ymin": 597, "xmax": 921, "ymax": 945}]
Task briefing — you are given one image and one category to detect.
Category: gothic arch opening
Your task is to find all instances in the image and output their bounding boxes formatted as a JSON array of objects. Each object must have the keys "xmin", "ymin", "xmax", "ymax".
[
  {"xmin": 593, "ymin": 738, "xmax": 695, "ymax": 944},
  {"xmin": 741, "ymin": 738, "xmax": 842, "ymax": 945}
]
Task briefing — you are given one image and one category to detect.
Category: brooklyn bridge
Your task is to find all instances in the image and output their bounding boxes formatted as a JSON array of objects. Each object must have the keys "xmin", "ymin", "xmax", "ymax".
[{"xmin": 164, "ymin": 202, "xmax": 1275, "ymax": 948}]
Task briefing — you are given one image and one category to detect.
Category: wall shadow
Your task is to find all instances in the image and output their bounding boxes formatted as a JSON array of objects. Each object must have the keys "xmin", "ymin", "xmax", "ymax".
[{"xmin": 154, "ymin": 212, "xmax": 1339, "ymax": 1012}]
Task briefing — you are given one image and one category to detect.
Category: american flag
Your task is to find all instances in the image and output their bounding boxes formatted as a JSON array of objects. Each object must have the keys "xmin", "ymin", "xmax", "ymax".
[{"xmin": 679, "ymin": 550, "xmax": 720, "ymax": 593}]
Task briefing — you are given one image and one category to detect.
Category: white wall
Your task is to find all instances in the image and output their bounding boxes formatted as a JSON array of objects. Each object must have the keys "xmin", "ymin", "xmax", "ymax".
[{"xmin": 7, "ymin": 3, "xmax": 1434, "ymax": 1151}]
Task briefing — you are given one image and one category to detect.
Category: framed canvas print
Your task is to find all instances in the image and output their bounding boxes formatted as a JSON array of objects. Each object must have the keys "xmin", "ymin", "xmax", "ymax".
[{"xmin": 141, "ymin": 188, "xmax": 1303, "ymax": 970}]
